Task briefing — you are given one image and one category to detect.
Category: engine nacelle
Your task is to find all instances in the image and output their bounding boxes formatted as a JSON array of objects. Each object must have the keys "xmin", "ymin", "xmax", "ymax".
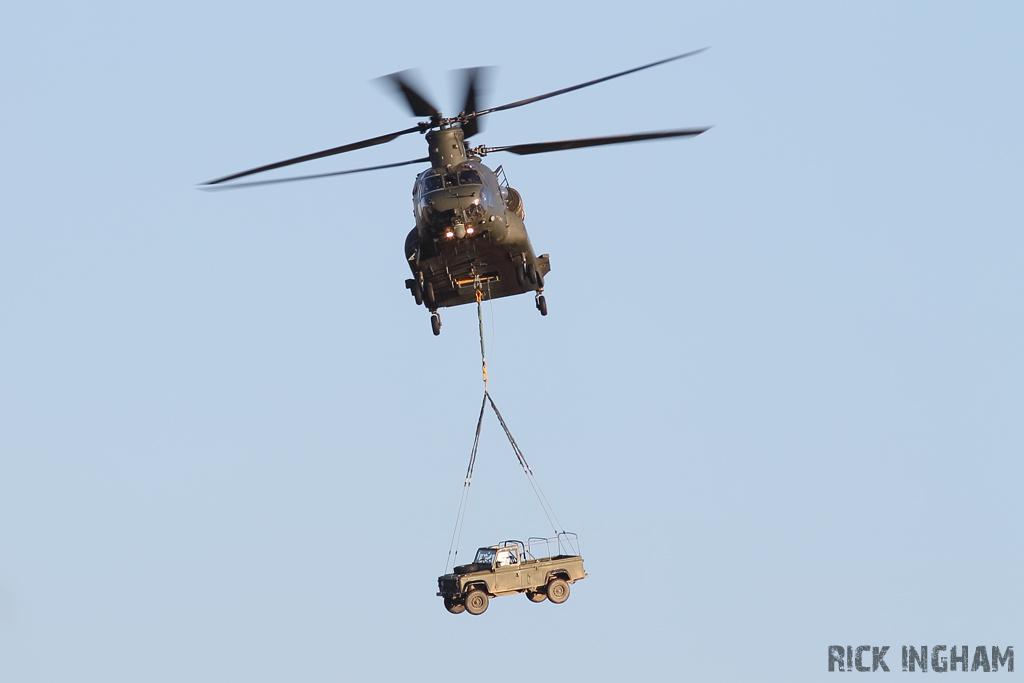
[{"xmin": 505, "ymin": 187, "xmax": 526, "ymax": 221}]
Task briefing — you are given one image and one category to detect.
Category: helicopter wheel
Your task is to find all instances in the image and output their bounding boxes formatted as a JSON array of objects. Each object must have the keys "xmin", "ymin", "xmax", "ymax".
[
  {"xmin": 526, "ymin": 263, "xmax": 536, "ymax": 285},
  {"xmin": 412, "ymin": 281, "xmax": 423, "ymax": 306},
  {"xmin": 535, "ymin": 270, "xmax": 544, "ymax": 288},
  {"xmin": 423, "ymin": 281, "xmax": 435, "ymax": 308},
  {"xmin": 536, "ymin": 295, "xmax": 547, "ymax": 316},
  {"xmin": 430, "ymin": 313, "xmax": 441, "ymax": 336},
  {"xmin": 515, "ymin": 263, "xmax": 525, "ymax": 288}
]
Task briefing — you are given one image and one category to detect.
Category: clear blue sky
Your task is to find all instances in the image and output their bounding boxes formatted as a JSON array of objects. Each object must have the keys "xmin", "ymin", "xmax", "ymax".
[{"xmin": 2, "ymin": 1, "xmax": 1021, "ymax": 681}]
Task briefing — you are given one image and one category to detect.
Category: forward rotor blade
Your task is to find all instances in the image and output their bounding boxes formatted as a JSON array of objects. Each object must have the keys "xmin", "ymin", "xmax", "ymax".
[
  {"xmin": 380, "ymin": 70, "xmax": 440, "ymax": 118},
  {"xmin": 198, "ymin": 157, "xmax": 430, "ymax": 191},
  {"xmin": 482, "ymin": 128, "xmax": 710, "ymax": 156},
  {"xmin": 202, "ymin": 126, "xmax": 423, "ymax": 185},
  {"xmin": 472, "ymin": 48, "xmax": 707, "ymax": 119}
]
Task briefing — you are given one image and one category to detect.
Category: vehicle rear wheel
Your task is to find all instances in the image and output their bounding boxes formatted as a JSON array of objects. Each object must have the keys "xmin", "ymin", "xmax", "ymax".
[
  {"xmin": 525, "ymin": 263, "xmax": 536, "ymax": 284},
  {"xmin": 423, "ymin": 282, "xmax": 435, "ymax": 308},
  {"xmin": 412, "ymin": 281, "xmax": 423, "ymax": 306},
  {"xmin": 444, "ymin": 596, "xmax": 466, "ymax": 614},
  {"xmin": 525, "ymin": 590, "xmax": 547, "ymax": 603},
  {"xmin": 537, "ymin": 295, "xmax": 547, "ymax": 316},
  {"xmin": 535, "ymin": 270, "xmax": 544, "ymax": 288},
  {"xmin": 546, "ymin": 578, "xmax": 569, "ymax": 604},
  {"xmin": 464, "ymin": 589, "xmax": 489, "ymax": 615},
  {"xmin": 515, "ymin": 263, "xmax": 525, "ymax": 288},
  {"xmin": 430, "ymin": 314, "xmax": 441, "ymax": 336}
]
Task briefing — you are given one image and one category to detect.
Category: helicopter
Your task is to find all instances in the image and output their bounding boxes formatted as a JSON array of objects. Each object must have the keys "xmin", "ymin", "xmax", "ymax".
[{"xmin": 202, "ymin": 50, "xmax": 710, "ymax": 335}]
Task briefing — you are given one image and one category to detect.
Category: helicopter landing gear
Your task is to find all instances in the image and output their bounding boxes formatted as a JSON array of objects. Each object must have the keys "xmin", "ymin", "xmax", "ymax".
[
  {"xmin": 535, "ymin": 293, "xmax": 547, "ymax": 316},
  {"xmin": 525, "ymin": 263, "xmax": 537, "ymax": 285},
  {"xmin": 535, "ymin": 270, "xmax": 544, "ymax": 288},
  {"xmin": 423, "ymin": 281, "xmax": 436, "ymax": 308},
  {"xmin": 430, "ymin": 311, "xmax": 442, "ymax": 336},
  {"xmin": 405, "ymin": 278, "xmax": 423, "ymax": 306},
  {"xmin": 515, "ymin": 262, "xmax": 525, "ymax": 288}
]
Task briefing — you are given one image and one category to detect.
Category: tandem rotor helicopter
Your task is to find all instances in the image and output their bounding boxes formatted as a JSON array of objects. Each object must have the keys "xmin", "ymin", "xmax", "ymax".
[{"xmin": 202, "ymin": 50, "xmax": 710, "ymax": 335}]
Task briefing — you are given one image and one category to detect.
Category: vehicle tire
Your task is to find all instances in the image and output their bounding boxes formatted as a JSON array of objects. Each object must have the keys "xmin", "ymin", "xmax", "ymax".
[
  {"xmin": 535, "ymin": 270, "xmax": 544, "ymax": 288},
  {"xmin": 525, "ymin": 263, "xmax": 536, "ymax": 285},
  {"xmin": 515, "ymin": 263, "xmax": 525, "ymax": 288},
  {"xmin": 444, "ymin": 596, "xmax": 466, "ymax": 614},
  {"xmin": 537, "ymin": 295, "xmax": 547, "ymax": 316},
  {"xmin": 412, "ymin": 281, "xmax": 423, "ymax": 306},
  {"xmin": 525, "ymin": 590, "xmax": 547, "ymax": 603},
  {"xmin": 464, "ymin": 589, "xmax": 488, "ymax": 615},
  {"xmin": 546, "ymin": 578, "xmax": 569, "ymax": 604},
  {"xmin": 423, "ymin": 281, "xmax": 435, "ymax": 308},
  {"xmin": 430, "ymin": 314, "xmax": 441, "ymax": 336}
]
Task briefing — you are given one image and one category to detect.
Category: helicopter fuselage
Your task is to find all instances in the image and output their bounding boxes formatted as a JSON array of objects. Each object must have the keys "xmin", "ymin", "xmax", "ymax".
[
  {"xmin": 404, "ymin": 127, "xmax": 549, "ymax": 312},
  {"xmin": 203, "ymin": 50, "xmax": 710, "ymax": 335}
]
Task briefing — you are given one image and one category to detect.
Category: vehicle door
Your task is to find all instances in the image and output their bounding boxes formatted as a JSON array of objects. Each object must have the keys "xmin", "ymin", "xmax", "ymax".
[
  {"xmin": 519, "ymin": 554, "xmax": 541, "ymax": 590},
  {"xmin": 490, "ymin": 548, "xmax": 523, "ymax": 593}
]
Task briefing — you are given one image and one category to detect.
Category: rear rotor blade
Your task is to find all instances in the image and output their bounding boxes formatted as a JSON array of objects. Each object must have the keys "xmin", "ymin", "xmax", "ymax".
[
  {"xmin": 201, "ymin": 125, "xmax": 423, "ymax": 185},
  {"xmin": 199, "ymin": 157, "xmax": 431, "ymax": 191},
  {"xmin": 471, "ymin": 48, "xmax": 707, "ymax": 119},
  {"xmin": 455, "ymin": 66, "xmax": 492, "ymax": 139},
  {"xmin": 482, "ymin": 128, "xmax": 710, "ymax": 156},
  {"xmin": 380, "ymin": 70, "xmax": 441, "ymax": 118}
]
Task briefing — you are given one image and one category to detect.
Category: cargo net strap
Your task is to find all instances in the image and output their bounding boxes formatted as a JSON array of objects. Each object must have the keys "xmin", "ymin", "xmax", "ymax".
[
  {"xmin": 484, "ymin": 391, "xmax": 564, "ymax": 537},
  {"xmin": 444, "ymin": 389, "xmax": 564, "ymax": 573},
  {"xmin": 444, "ymin": 392, "xmax": 487, "ymax": 574}
]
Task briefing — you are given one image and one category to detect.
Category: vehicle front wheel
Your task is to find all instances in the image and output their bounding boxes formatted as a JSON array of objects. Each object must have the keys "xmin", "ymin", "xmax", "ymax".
[
  {"xmin": 546, "ymin": 578, "xmax": 569, "ymax": 604},
  {"xmin": 430, "ymin": 314, "xmax": 441, "ymax": 336},
  {"xmin": 464, "ymin": 589, "xmax": 489, "ymax": 615},
  {"xmin": 525, "ymin": 590, "xmax": 547, "ymax": 603},
  {"xmin": 444, "ymin": 596, "xmax": 466, "ymax": 614}
]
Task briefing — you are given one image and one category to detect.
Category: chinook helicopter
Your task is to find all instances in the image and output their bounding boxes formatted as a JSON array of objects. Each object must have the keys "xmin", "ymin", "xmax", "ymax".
[{"xmin": 202, "ymin": 50, "xmax": 710, "ymax": 335}]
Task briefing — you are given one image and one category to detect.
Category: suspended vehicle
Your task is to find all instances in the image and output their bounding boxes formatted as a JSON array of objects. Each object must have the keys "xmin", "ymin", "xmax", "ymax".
[
  {"xmin": 201, "ymin": 50, "xmax": 710, "ymax": 335},
  {"xmin": 438, "ymin": 535, "xmax": 586, "ymax": 615}
]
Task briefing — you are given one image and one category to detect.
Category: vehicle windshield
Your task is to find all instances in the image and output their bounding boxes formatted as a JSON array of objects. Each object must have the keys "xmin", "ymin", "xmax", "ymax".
[
  {"xmin": 457, "ymin": 169, "xmax": 483, "ymax": 185},
  {"xmin": 473, "ymin": 548, "xmax": 496, "ymax": 565}
]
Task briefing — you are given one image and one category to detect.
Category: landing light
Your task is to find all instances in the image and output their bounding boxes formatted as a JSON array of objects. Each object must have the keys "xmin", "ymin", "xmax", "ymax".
[
  {"xmin": 445, "ymin": 229, "xmax": 455, "ymax": 239},
  {"xmin": 466, "ymin": 227, "xmax": 475, "ymax": 235}
]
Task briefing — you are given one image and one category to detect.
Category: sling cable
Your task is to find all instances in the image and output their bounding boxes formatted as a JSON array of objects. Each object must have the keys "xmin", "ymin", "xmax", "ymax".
[{"xmin": 443, "ymin": 289, "xmax": 565, "ymax": 574}]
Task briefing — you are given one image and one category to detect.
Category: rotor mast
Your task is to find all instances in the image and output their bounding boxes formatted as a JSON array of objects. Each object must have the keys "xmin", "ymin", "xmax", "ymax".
[{"xmin": 426, "ymin": 126, "xmax": 468, "ymax": 170}]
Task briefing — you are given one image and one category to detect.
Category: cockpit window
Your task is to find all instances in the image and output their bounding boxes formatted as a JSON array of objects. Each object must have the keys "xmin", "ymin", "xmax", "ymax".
[
  {"xmin": 423, "ymin": 175, "xmax": 443, "ymax": 192},
  {"xmin": 443, "ymin": 173, "xmax": 458, "ymax": 188},
  {"xmin": 457, "ymin": 169, "xmax": 483, "ymax": 186},
  {"xmin": 473, "ymin": 548, "xmax": 496, "ymax": 565}
]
